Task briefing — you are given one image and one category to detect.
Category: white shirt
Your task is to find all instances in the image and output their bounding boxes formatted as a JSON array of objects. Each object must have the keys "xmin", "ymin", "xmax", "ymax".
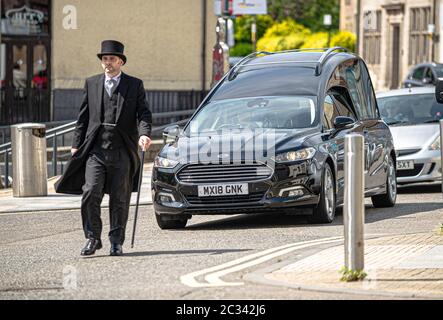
[{"xmin": 104, "ymin": 72, "xmax": 122, "ymax": 87}]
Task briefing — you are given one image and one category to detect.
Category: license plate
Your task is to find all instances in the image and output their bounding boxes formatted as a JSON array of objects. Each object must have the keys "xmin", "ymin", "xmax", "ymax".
[
  {"xmin": 397, "ymin": 160, "xmax": 414, "ymax": 170},
  {"xmin": 198, "ymin": 184, "xmax": 249, "ymax": 197}
]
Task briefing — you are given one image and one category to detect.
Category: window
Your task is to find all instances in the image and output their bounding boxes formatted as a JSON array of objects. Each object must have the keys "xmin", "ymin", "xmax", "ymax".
[
  {"xmin": 409, "ymin": 7, "xmax": 431, "ymax": 65},
  {"xmin": 378, "ymin": 94, "xmax": 443, "ymax": 124},
  {"xmin": 323, "ymin": 93, "xmax": 355, "ymax": 130},
  {"xmin": 359, "ymin": 60, "xmax": 379, "ymax": 118},
  {"xmin": 412, "ymin": 66, "xmax": 426, "ymax": 80},
  {"xmin": 187, "ymin": 96, "xmax": 318, "ymax": 135},
  {"xmin": 1, "ymin": 0, "xmax": 50, "ymax": 36},
  {"xmin": 363, "ymin": 10, "xmax": 382, "ymax": 65},
  {"xmin": 423, "ymin": 67, "xmax": 435, "ymax": 82},
  {"xmin": 345, "ymin": 61, "xmax": 375, "ymax": 120},
  {"xmin": 323, "ymin": 95, "xmax": 335, "ymax": 129}
]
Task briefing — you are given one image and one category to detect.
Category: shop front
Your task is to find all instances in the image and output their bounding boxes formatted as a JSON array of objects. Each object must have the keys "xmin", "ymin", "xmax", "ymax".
[{"xmin": 1, "ymin": 0, "xmax": 51, "ymax": 125}]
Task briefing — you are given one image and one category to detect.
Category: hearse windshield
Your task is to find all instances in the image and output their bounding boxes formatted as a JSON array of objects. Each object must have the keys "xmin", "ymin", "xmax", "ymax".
[{"xmin": 184, "ymin": 96, "xmax": 318, "ymax": 136}]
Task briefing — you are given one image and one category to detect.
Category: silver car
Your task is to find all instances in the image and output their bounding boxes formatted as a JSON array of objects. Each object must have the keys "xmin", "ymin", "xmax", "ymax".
[{"xmin": 377, "ymin": 87, "xmax": 442, "ymax": 184}]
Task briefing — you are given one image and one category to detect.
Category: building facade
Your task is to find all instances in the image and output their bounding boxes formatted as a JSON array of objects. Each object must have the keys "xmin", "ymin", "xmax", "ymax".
[
  {"xmin": 340, "ymin": 0, "xmax": 441, "ymax": 92},
  {"xmin": 1, "ymin": 0, "xmax": 217, "ymax": 125}
]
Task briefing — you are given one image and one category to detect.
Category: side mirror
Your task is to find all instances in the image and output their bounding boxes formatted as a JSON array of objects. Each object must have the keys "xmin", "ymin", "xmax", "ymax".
[
  {"xmin": 333, "ymin": 116, "xmax": 355, "ymax": 129},
  {"xmin": 163, "ymin": 125, "xmax": 180, "ymax": 140},
  {"xmin": 423, "ymin": 77, "xmax": 433, "ymax": 84},
  {"xmin": 436, "ymin": 78, "xmax": 443, "ymax": 104}
]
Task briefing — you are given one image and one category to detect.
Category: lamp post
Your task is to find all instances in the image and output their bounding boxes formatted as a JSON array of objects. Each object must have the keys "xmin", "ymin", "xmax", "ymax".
[{"xmin": 324, "ymin": 14, "xmax": 332, "ymax": 47}]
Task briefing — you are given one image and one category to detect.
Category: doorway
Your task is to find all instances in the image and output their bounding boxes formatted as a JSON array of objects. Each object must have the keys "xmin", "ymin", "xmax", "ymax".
[{"xmin": 0, "ymin": 37, "xmax": 51, "ymax": 125}]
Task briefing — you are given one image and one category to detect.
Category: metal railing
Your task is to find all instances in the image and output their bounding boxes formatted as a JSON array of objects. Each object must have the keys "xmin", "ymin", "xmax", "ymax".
[
  {"xmin": 0, "ymin": 109, "xmax": 196, "ymax": 189},
  {"xmin": 0, "ymin": 87, "xmax": 51, "ymax": 126}
]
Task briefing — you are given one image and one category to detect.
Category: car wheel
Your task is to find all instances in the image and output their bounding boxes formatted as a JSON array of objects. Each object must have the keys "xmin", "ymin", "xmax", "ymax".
[
  {"xmin": 371, "ymin": 156, "xmax": 397, "ymax": 208},
  {"xmin": 155, "ymin": 213, "xmax": 188, "ymax": 230},
  {"xmin": 309, "ymin": 163, "xmax": 336, "ymax": 224}
]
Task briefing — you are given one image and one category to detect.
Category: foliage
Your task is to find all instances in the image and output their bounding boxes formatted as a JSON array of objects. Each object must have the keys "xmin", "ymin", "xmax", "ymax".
[
  {"xmin": 339, "ymin": 267, "xmax": 367, "ymax": 282},
  {"xmin": 301, "ymin": 32, "xmax": 329, "ymax": 49},
  {"xmin": 230, "ymin": 15, "xmax": 274, "ymax": 56},
  {"xmin": 234, "ymin": 15, "xmax": 275, "ymax": 43},
  {"xmin": 230, "ymin": 42, "xmax": 253, "ymax": 57},
  {"xmin": 267, "ymin": 0, "xmax": 340, "ymax": 32},
  {"xmin": 262, "ymin": 18, "xmax": 310, "ymax": 38},
  {"xmin": 256, "ymin": 19, "xmax": 310, "ymax": 52},
  {"xmin": 257, "ymin": 33, "xmax": 307, "ymax": 52},
  {"xmin": 330, "ymin": 31, "xmax": 357, "ymax": 52}
]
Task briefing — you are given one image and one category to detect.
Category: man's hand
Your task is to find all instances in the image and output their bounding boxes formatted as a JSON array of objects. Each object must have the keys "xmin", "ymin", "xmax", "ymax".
[
  {"xmin": 139, "ymin": 135, "xmax": 152, "ymax": 151},
  {"xmin": 71, "ymin": 148, "xmax": 79, "ymax": 156}
]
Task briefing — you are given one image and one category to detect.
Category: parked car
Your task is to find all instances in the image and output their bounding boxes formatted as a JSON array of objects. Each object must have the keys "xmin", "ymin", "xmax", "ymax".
[
  {"xmin": 402, "ymin": 62, "xmax": 443, "ymax": 88},
  {"xmin": 152, "ymin": 48, "xmax": 397, "ymax": 229},
  {"xmin": 377, "ymin": 87, "xmax": 443, "ymax": 185}
]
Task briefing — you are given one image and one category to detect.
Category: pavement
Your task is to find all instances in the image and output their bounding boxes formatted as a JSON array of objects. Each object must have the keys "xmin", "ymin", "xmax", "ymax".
[
  {"xmin": 248, "ymin": 231, "xmax": 443, "ymax": 299},
  {"xmin": 0, "ymin": 167, "xmax": 442, "ymax": 299},
  {"xmin": 0, "ymin": 163, "xmax": 153, "ymax": 214}
]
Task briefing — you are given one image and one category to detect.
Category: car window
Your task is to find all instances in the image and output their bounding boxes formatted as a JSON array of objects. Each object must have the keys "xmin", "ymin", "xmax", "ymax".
[
  {"xmin": 323, "ymin": 94, "xmax": 355, "ymax": 130},
  {"xmin": 424, "ymin": 68, "xmax": 435, "ymax": 82},
  {"xmin": 434, "ymin": 67, "xmax": 443, "ymax": 78},
  {"xmin": 377, "ymin": 93, "xmax": 443, "ymax": 125},
  {"xmin": 323, "ymin": 95, "xmax": 335, "ymax": 129},
  {"xmin": 186, "ymin": 96, "xmax": 318, "ymax": 135},
  {"xmin": 345, "ymin": 61, "xmax": 373, "ymax": 120},
  {"xmin": 360, "ymin": 60, "xmax": 379, "ymax": 118},
  {"xmin": 412, "ymin": 67, "xmax": 426, "ymax": 80}
]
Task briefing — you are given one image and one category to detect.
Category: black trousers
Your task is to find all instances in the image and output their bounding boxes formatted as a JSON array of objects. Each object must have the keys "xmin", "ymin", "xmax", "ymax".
[{"xmin": 81, "ymin": 145, "xmax": 132, "ymax": 244}]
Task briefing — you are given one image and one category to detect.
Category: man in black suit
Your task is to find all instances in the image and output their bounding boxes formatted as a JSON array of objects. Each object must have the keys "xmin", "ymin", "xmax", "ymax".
[{"xmin": 55, "ymin": 40, "xmax": 152, "ymax": 256}]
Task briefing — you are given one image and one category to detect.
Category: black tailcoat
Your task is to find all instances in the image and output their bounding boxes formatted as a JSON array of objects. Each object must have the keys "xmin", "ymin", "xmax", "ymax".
[{"xmin": 55, "ymin": 72, "xmax": 152, "ymax": 194}]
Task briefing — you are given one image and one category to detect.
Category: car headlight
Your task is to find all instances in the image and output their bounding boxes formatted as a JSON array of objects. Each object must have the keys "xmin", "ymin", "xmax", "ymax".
[
  {"xmin": 275, "ymin": 147, "xmax": 316, "ymax": 162},
  {"xmin": 429, "ymin": 136, "xmax": 440, "ymax": 150},
  {"xmin": 154, "ymin": 156, "xmax": 179, "ymax": 168}
]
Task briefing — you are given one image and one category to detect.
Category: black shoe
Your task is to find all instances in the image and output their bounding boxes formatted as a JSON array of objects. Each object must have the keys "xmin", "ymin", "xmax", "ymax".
[
  {"xmin": 110, "ymin": 243, "xmax": 123, "ymax": 256},
  {"xmin": 81, "ymin": 239, "xmax": 102, "ymax": 256}
]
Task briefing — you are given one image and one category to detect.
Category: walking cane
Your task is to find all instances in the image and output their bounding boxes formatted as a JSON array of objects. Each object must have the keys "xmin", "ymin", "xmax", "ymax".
[{"xmin": 131, "ymin": 148, "xmax": 145, "ymax": 248}]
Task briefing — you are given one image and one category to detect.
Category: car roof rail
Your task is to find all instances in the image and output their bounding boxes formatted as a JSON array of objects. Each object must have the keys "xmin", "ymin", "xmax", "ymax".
[
  {"xmin": 227, "ymin": 51, "xmax": 275, "ymax": 81},
  {"xmin": 315, "ymin": 46, "xmax": 349, "ymax": 76},
  {"xmin": 227, "ymin": 47, "xmax": 349, "ymax": 81}
]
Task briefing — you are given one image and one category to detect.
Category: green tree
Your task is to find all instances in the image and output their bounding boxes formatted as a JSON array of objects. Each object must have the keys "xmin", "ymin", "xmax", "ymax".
[
  {"xmin": 267, "ymin": 0, "xmax": 340, "ymax": 32},
  {"xmin": 257, "ymin": 19, "xmax": 310, "ymax": 51},
  {"xmin": 330, "ymin": 31, "xmax": 356, "ymax": 52},
  {"xmin": 301, "ymin": 32, "xmax": 329, "ymax": 49},
  {"xmin": 234, "ymin": 15, "xmax": 274, "ymax": 43},
  {"xmin": 230, "ymin": 15, "xmax": 274, "ymax": 56}
]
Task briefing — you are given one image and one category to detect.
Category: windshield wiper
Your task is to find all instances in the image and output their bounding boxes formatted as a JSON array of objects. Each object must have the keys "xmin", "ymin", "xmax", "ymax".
[
  {"xmin": 424, "ymin": 119, "xmax": 441, "ymax": 123},
  {"xmin": 385, "ymin": 120, "xmax": 410, "ymax": 125}
]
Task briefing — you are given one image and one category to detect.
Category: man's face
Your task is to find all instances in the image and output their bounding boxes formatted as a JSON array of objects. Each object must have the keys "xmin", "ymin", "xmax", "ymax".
[{"xmin": 101, "ymin": 55, "xmax": 123, "ymax": 75}]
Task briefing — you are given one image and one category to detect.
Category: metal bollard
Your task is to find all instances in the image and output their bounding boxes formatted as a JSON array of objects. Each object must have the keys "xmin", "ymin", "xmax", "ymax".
[
  {"xmin": 440, "ymin": 119, "xmax": 443, "ymax": 198},
  {"xmin": 343, "ymin": 133, "xmax": 365, "ymax": 272}
]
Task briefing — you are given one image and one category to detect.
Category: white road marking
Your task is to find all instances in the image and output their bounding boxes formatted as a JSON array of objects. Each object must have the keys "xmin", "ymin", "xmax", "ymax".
[{"xmin": 180, "ymin": 236, "xmax": 343, "ymax": 288}]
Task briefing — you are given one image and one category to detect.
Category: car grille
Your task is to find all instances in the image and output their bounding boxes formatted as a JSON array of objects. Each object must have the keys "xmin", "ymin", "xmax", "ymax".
[
  {"xmin": 397, "ymin": 164, "xmax": 424, "ymax": 177},
  {"xmin": 177, "ymin": 163, "xmax": 273, "ymax": 183},
  {"xmin": 185, "ymin": 192, "xmax": 265, "ymax": 206},
  {"xmin": 397, "ymin": 149, "xmax": 421, "ymax": 157}
]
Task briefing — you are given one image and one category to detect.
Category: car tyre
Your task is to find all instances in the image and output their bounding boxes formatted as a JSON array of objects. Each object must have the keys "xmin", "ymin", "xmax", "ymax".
[
  {"xmin": 155, "ymin": 213, "xmax": 188, "ymax": 230},
  {"xmin": 309, "ymin": 163, "xmax": 336, "ymax": 224},
  {"xmin": 371, "ymin": 156, "xmax": 397, "ymax": 208}
]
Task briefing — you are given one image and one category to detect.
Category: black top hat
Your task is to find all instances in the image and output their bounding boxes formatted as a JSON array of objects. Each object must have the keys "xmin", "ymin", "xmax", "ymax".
[{"xmin": 97, "ymin": 40, "xmax": 127, "ymax": 65}]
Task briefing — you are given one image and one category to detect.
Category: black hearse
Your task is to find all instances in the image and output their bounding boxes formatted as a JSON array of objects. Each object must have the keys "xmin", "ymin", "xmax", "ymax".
[{"xmin": 152, "ymin": 47, "xmax": 397, "ymax": 229}]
